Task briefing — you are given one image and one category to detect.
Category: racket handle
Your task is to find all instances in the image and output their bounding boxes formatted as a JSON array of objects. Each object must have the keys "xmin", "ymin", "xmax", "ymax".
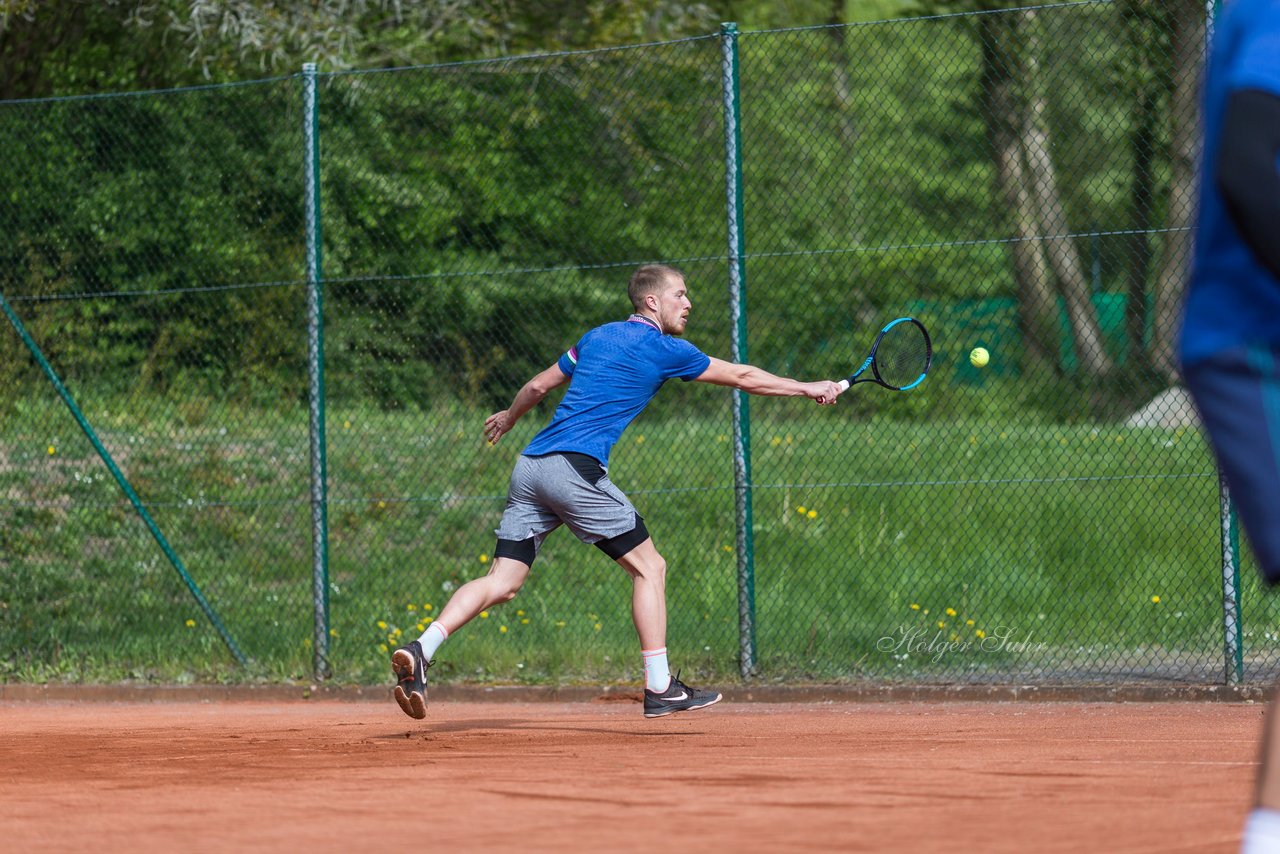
[{"xmin": 837, "ymin": 379, "xmax": 850, "ymax": 392}]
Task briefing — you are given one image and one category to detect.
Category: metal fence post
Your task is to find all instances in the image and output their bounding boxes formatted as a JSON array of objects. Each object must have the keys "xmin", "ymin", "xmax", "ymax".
[
  {"xmin": 1220, "ymin": 476, "xmax": 1244, "ymax": 684},
  {"xmin": 303, "ymin": 62, "xmax": 332, "ymax": 680},
  {"xmin": 720, "ymin": 22, "xmax": 756, "ymax": 678}
]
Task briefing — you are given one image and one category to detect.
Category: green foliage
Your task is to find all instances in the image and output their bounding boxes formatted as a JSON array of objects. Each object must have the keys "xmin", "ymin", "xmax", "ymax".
[
  {"xmin": 1, "ymin": 3, "xmax": 1189, "ymax": 405},
  {"xmin": 0, "ymin": 398, "xmax": 1231, "ymax": 684}
]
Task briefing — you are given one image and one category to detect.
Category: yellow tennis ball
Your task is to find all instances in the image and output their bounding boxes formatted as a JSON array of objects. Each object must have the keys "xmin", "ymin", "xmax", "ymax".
[{"xmin": 969, "ymin": 347, "xmax": 990, "ymax": 368}]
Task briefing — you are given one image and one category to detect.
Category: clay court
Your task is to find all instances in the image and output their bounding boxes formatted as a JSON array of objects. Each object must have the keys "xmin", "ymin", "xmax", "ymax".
[{"xmin": 0, "ymin": 693, "xmax": 1264, "ymax": 852}]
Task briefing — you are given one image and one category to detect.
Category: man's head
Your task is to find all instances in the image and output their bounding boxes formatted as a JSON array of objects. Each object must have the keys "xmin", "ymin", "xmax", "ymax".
[{"xmin": 628, "ymin": 264, "xmax": 691, "ymax": 336}]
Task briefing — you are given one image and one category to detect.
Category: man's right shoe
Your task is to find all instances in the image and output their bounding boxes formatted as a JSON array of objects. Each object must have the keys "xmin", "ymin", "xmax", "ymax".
[
  {"xmin": 643, "ymin": 671, "xmax": 722, "ymax": 718},
  {"xmin": 391, "ymin": 641, "xmax": 430, "ymax": 720}
]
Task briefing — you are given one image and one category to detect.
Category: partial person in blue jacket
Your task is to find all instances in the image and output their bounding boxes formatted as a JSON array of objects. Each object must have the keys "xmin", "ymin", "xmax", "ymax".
[{"xmin": 1178, "ymin": 2, "xmax": 1280, "ymax": 851}]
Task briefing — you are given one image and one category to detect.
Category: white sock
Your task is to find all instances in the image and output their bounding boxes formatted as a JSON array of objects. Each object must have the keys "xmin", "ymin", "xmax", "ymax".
[
  {"xmin": 642, "ymin": 647, "xmax": 670, "ymax": 692},
  {"xmin": 1243, "ymin": 808, "xmax": 1280, "ymax": 854},
  {"xmin": 417, "ymin": 623, "xmax": 449, "ymax": 659}
]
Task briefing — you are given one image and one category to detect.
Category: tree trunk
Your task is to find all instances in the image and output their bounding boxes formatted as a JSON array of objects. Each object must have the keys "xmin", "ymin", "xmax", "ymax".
[
  {"xmin": 1126, "ymin": 88, "xmax": 1156, "ymax": 369},
  {"xmin": 1020, "ymin": 9, "xmax": 1114, "ymax": 376},
  {"xmin": 826, "ymin": 0, "xmax": 859, "ymax": 149},
  {"xmin": 1151, "ymin": 0, "xmax": 1204, "ymax": 381},
  {"xmin": 978, "ymin": 13, "xmax": 1058, "ymax": 369}
]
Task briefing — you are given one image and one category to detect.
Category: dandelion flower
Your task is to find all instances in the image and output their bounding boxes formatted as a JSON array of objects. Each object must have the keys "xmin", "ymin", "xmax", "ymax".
[
  {"xmin": 499, "ymin": 625, "xmax": 508, "ymax": 634},
  {"xmin": 807, "ymin": 510, "xmax": 817, "ymax": 519},
  {"xmin": 479, "ymin": 554, "xmax": 489, "ymax": 563},
  {"xmin": 377, "ymin": 621, "xmax": 387, "ymax": 630},
  {"xmin": 937, "ymin": 621, "xmax": 946, "ymax": 629},
  {"xmin": 480, "ymin": 610, "xmax": 489, "ymax": 619},
  {"xmin": 424, "ymin": 604, "xmax": 433, "ymax": 611},
  {"xmin": 555, "ymin": 621, "xmax": 566, "ymax": 628},
  {"xmin": 594, "ymin": 622, "xmax": 602, "ymax": 631},
  {"xmin": 521, "ymin": 618, "xmax": 529, "ymax": 625},
  {"xmin": 966, "ymin": 619, "xmax": 975, "ymax": 627},
  {"xmin": 423, "ymin": 616, "xmax": 433, "ymax": 624},
  {"xmin": 945, "ymin": 608, "xmax": 957, "ymax": 617},
  {"xmin": 1151, "ymin": 595, "xmax": 1161, "ymax": 604},
  {"xmin": 378, "ymin": 643, "xmax": 388, "ymax": 652},
  {"xmin": 184, "ymin": 619, "xmax": 196, "ymax": 628},
  {"xmin": 407, "ymin": 604, "xmax": 417, "ymax": 611},
  {"xmin": 976, "ymin": 630, "xmax": 986, "ymax": 639},
  {"xmin": 797, "ymin": 505, "xmax": 807, "ymax": 514},
  {"xmin": 516, "ymin": 610, "xmax": 525, "ymax": 616},
  {"xmin": 910, "ymin": 603, "xmax": 920, "ymax": 611},
  {"xmin": 329, "ymin": 629, "xmax": 338, "ymax": 637}
]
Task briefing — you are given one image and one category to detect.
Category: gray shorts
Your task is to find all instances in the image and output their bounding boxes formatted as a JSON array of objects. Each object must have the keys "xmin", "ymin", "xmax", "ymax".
[{"xmin": 495, "ymin": 453, "xmax": 640, "ymax": 557}]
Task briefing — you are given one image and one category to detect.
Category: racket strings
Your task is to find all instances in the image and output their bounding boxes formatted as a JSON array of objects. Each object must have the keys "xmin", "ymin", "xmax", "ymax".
[{"xmin": 874, "ymin": 324, "xmax": 930, "ymax": 389}]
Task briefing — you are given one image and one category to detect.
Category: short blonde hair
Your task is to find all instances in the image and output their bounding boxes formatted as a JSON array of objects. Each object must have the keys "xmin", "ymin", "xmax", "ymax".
[{"xmin": 627, "ymin": 264, "xmax": 684, "ymax": 312}]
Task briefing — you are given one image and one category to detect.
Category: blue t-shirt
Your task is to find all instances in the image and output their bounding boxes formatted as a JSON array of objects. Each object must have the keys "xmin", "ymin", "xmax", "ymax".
[
  {"xmin": 1180, "ymin": 0, "xmax": 1280, "ymax": 367},
  {"xmin": 523, "ymin": 317, "xmax": 711, "ymax": 467}
]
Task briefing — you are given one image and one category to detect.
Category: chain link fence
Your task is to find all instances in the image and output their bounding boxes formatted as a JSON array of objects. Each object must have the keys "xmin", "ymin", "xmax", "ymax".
[{"xmin": 3, "ymin": 0, "xmax": 1266, "ymax": 687}]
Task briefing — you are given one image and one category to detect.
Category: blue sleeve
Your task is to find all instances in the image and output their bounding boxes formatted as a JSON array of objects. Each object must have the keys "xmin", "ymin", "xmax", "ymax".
[
  {"xmin": 557, "ymin": 347, "xmax": 577, "ymax": 378},
  {"xmin": 557, "ymin": 335, "xmax": 586, "ymax": 378},
  {"xmin": 667, "ymin": 339, "xmax": 712, "ymax": 382},
  {"xmin": 1230, "ymin": 14, "xmax": 1280, "ymax": 96}
]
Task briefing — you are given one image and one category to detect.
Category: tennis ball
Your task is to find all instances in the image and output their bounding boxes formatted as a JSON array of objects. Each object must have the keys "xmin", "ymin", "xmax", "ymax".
[{"xmin": 969, "ymin": 347, "xmax": 990, "ymax": 368}]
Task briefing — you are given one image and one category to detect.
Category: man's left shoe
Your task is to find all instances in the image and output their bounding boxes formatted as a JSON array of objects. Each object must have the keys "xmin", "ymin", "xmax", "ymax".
[
  {"xmin": 643, "ymin": 671, "xmax": 722, "ymax": 718},
  {"xmin": 391, "ymin": 641, "xmax": 430, "ymax": 720}
]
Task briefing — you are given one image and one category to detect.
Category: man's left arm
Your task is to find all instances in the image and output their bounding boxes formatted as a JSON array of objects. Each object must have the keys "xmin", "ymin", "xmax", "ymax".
[{"xmin": 484, "ymin": 363, "xmax": 569, "ymax": 445}]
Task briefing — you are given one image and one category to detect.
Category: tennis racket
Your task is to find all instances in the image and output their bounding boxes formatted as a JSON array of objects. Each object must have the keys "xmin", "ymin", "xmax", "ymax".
[{"xmin": 836, "ymin": 317, "xmax": 932, "ymax": 392}]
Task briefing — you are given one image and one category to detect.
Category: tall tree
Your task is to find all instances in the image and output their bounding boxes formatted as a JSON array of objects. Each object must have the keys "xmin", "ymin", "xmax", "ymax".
[
  {"xmin": 977, "ymin": 9, "xmax": 1058, "ymax": 369},
  {"xmin": 1150, "ymin": 0, "xmax": 1203, "ymax": 381},
  {"xmin": 968, "ymin": 2, "xmax": 1112, "ymax": 375},
  {"xmin": 1018, "ymin": 7, "xmax": 1112, "ymax": 376},
  {"xmin": 1117, "ymin": 0, "xmax": 1173, "ymax": 371}
]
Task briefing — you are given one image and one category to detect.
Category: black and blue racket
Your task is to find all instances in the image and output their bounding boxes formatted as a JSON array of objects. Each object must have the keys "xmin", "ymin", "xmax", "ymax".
[{"xmin": 836, "ymin": 317, "xmax": 932, "ymax": 393}]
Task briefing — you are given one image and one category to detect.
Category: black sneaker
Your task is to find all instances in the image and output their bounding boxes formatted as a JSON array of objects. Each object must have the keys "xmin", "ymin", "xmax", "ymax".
[
  {"xmin": 643, "ymin": 671, "xmax": 722, "ymax": 718},
  {"xmin": 391, "ymin": 641, "xmax": 430, "ymax": 720}
]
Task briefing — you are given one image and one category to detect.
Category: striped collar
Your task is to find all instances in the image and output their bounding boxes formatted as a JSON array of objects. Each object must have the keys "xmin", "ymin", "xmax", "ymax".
[{"xmin": 628, "ymin": 314, "xmax": 662, "ymax": 332}]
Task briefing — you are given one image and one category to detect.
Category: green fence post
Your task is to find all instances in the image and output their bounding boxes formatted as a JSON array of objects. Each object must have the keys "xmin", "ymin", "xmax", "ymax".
[
  {"xmin": 303, "ymin": 62, "xmax": 332, "ymax": 681},
  {"xmin": 0, "ymin": 290, "xmax": 247, "ymax": 666},
  {"xmin": 1220, "ymin": 477, "xmax": 1244, "ymax": 684},
  {"xmin": 720, "ymin": 22, "xmax": 756, "ymax": 678}
]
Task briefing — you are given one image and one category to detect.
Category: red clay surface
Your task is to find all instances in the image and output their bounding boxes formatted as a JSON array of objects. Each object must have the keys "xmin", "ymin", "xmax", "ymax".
[{"xmin": 0, "ymin": 698, "xmax": 1263, "ymax": 852}]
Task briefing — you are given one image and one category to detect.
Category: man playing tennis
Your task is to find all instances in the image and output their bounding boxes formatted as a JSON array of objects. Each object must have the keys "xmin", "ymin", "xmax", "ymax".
[
  {"xmin": 1177, "ymin": 1, "xmax": 1280, "ymax": 851},
  {"xmin": 392, "ymin": 263, "xmax": 841, "ymax": 719}
]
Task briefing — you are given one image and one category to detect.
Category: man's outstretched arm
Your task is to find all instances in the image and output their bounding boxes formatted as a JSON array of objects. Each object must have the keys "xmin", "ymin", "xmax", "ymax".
[
  {"xmin": 484, "ymin": 363, "xmax": 569, "ymax": 444},
  {"xmin": 695, "ymin": 357, "xmax": 841, "ymax": 404}
]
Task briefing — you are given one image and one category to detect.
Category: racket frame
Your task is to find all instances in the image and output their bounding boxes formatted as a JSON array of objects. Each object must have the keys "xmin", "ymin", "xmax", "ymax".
[{"xmin": 836, "ymin": 316, "xmax": 932, "ymax": 392}]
